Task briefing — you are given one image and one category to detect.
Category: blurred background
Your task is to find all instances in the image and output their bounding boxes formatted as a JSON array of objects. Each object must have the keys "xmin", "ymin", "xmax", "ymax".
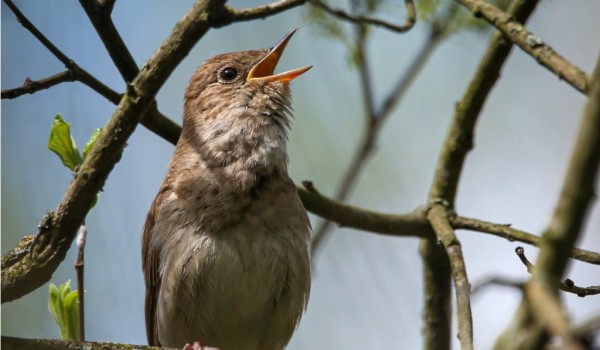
[{"xmin": 2, "ymin": 1, "xmax": 599, "ymax": 348}]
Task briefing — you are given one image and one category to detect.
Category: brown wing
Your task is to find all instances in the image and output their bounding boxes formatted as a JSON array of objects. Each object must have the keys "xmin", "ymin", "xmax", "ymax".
[{"xmin": 141, "ymin": 181, "xmax": 172, "ymax": 346}]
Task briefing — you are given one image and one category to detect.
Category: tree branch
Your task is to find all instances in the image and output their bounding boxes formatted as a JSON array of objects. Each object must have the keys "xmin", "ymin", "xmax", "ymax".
[
  {"xmin": 1, "ymin": 69, "xmax": 122, "ymax": 104},
  {"xmin": 78, "ymin": 0, "xmax": 139, "ymax": 82},
  {"xmin": 428, "ymin": 205, "xmax": 474, "ymax": 350},
  {"xmin": 299, "ymin": 182, "xmax": 433, "ymax": 238},
  {"xmin": 1, "ymin": 0, "xmax": 226, "ymax": 303},
  {"xmin": 452, "ymin": 216, "xmax": 600, "ymax": 265},
  {"xmin": 309, "ymin": 0, "xmax": 416, "ymax": 33},
  {"xmin": 515, "ymin": 247, "xmax": 600, "ymax": 297},
  {"xmin": 419, "ymin": 239, "xmax": 452, "ymax": 350},
  {"xmin": 454, "ymin": 0, "xmax": 591, "ymax": 94},
  {"xmin": 297, "ymin": 183, "xmax": 600, "ymax": 262},
  {"xmin": 221, "ymin": 0, "xmax": 307, "ymax": 22},
  {"xmin": 1, "ymin": 335, "xmax": 176, "ymax": 350},
  {"xmin": 1, "ymin": 71, "xmax": 76, "ymax": 99},
  {"xmin": 471, "ymin": 276, "xmax": 524, "ymax": 295}
]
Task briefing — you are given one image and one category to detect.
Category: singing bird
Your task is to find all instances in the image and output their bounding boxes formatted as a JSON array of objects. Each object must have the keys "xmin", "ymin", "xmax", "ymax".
[{"xmin": 141, "ymin": 30, "xmax": 312, "ymax": 350}]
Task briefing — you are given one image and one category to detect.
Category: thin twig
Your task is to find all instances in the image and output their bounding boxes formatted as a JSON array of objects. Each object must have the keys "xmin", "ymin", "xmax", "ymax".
[
  {"xmin": 355, "ymin": 23, "xmax": 376, "ymax": 121},
  {"xmin": 428, "ymin": 205, "xmax": 474, "ymax": 350},
  {"xmin": 2, "ymin": 71, "xmax": 76, "ymax": 99},
  {"xmin": 471, "ymin": 276, "xmax": 524, "ymax": 295},
  {"xmin": 375, "ymin": 20, "xmax": 446, "ymax": 127},
  {"xmin": 515, "ymin": 247, "xmax": 600, "ymax": 297},
  {"xmin": 220, "ymin": 0, "xmax": 307, "ymax": 23},
  {"xmin": 75, "ymin": 225, "xmax": 87, "ymax": 341},
  {"xmin": 2, "ymin": 0, "xmax": 182, "ymax": 145},
  {"xmin": 310, "ymin": 20, "xmax": 448, "ymax": 257},
  {"xmin": 1, "ymin": 69, "xmax": 121, "ymax": 104},
  {"xmin": 309, "ymin": 0, "xmax": 416, "ymax": 33},
  {"xmin": 452, "ymin": 216, "xmax": 600, "ymax": 265},
  {"xmin": 299, "ymin": 183, "xmax": 434, "ymax": 238},
  {"xmin": 419, "ymin": 239, "xmax": 452, "ymax": 350},
  {"xmin": 310, "ymin": 15, "xmax": 377, "ymax": 257},
  {"xmin": 79, "ymin": 0, "xmax": 138, "ymax": 82},
  {"xmin": 3, "ymin": 0, "xmax": 71, "ymax": 66},
  {"xmin": 2, "ymin": 0, "xmax": 121, "ymax": 104},
  {"xmin": 454, "ymin": 0, "xmax": 590, "ymax": 94},
  {"xmin": 514, "ymin": 246, "xmax": 534, "ymax": 273}
]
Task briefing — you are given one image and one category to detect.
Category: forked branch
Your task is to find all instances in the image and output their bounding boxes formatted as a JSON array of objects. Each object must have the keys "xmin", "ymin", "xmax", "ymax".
[{"xmin": 454, "ymin": 0, "xmax": 590, "ymax": 94}]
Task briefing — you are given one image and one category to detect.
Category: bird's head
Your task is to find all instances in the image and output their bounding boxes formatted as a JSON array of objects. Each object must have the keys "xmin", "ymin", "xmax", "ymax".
[{"xmin": 181, "ymin": 30, "xmax": 311, "ymax": 171}]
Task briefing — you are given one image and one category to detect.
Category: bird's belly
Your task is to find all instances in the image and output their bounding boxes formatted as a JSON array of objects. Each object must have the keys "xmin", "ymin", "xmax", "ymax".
[{"xmin": 156, "ymin": 224, "xmax": 307, "ymax": 350}]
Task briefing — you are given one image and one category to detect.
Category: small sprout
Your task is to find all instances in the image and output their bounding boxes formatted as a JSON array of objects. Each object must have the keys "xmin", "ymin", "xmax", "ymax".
[
  {"xmin": 83, "ymin": 128, "xmax": 102, "ymax": 160},
  {"xmin": 48, "ymin": 280, "xmax": 80, "ymax": 341},
  {"xmin": 525, "ymin": 34, "xmax": 543, "ymax": 48},
  {"xmin": 564, "ymin": 279, "xmax": 575, "ymax": 288},
  {"xmin": 77, "ymin": 225, "xmax": 87, "ymax": 250}
]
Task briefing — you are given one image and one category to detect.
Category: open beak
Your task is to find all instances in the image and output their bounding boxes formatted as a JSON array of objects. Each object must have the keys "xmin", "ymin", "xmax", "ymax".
[{"xmin": 247, "ymin": 29, "xmax": 312, "ymax": 83}]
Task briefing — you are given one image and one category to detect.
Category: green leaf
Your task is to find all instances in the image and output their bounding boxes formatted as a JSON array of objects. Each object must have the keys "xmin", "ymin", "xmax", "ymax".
[
  {"xmin": 63, "ymin": 291, "xmax": 80, "ymax": 340},
  {"xmin": 48, "ymin": 114, "xmax": 83, "ymax": 171},
  {"xmin": 48, "ymin": 283, "xmax": 60, "ymax": 326},
  {"xmin": 83, "ymin": 128, "xmax": 102, "ymax": 160},
  {"xmin": 83, "ymin": 128, "xmax": 102, "ymax": 209},
  {"xmin": 48, "ymin": 281, "xmax": 80, "ymax": 341}
]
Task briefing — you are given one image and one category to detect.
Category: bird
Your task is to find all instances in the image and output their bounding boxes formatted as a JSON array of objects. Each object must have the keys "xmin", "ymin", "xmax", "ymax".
[{"xmin": 141, "ymin": 30, "xmax": 312, "ymax": 350}]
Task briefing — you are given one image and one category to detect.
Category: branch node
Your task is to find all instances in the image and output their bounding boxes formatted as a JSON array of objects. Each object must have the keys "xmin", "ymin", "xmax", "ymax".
[
  {"xmin": 515, "ymin": 246, "xmax": 534, "ymax": 273},
  {"xmin": 31, "ymin": 211, "xmax": 59, "ymax": 262},
  {"xmin": 22, "ymin": 77, "xmax": 33, "ymax": 88},
  {"xmin": 302, "ymin": 180, "xmax": 320, "ymax": 194},
  {"xmin": 126, "ymin": 82, "xmax": 140, "ymax": 101},
  {"xmin": 516, "ymin": 247, "xmax": 600, "ymax": 297},
  {"xmin": 525, "ymin": 34, "xmax": 543, "ymax": 48}
]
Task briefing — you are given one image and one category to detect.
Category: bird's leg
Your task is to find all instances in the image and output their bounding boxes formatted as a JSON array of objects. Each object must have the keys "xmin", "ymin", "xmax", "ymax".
[{"xmin": 183, "ymin": 341, "xmax": 220, "ymax": 350}]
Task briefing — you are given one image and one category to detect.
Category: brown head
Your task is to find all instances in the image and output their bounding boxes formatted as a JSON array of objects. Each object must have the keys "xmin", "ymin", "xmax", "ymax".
[{"xmin": 180, "ymin": 30, "xmax": 311, "ymax": 172}]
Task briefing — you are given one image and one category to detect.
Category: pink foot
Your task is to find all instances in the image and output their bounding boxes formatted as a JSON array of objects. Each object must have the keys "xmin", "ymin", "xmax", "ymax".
[{"xmin": 183, "ymin": 341, "xmax": 219, "ymax": 350}]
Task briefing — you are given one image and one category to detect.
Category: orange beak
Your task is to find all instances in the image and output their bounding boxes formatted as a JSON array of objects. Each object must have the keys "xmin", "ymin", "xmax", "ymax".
[{"xmin": 247, "ymin": 29, "xmax": 312, "ymax": 83}]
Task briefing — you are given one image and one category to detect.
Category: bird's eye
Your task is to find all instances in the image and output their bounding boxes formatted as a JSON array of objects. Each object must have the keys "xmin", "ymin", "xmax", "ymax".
[{"xmin": 219, "ymin": 67, "xmax": 239, "ymax": 82}]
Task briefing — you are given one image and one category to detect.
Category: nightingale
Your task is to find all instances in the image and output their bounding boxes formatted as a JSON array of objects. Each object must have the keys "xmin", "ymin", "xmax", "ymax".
[{"xmin": 141, "ymin": 30, "xmax": 312, "ymax": 350}]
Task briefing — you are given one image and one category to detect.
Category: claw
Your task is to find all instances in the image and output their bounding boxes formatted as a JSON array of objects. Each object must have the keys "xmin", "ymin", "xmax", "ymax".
[{"xmin": 182, "ymin": 341, "xmax": 220, "ymax": 350}]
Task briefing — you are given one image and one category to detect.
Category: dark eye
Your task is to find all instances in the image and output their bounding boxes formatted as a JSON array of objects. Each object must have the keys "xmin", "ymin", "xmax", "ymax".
[{"xmin": 219, "ymin": 67, "xmax": 238, "ymax": 82}]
